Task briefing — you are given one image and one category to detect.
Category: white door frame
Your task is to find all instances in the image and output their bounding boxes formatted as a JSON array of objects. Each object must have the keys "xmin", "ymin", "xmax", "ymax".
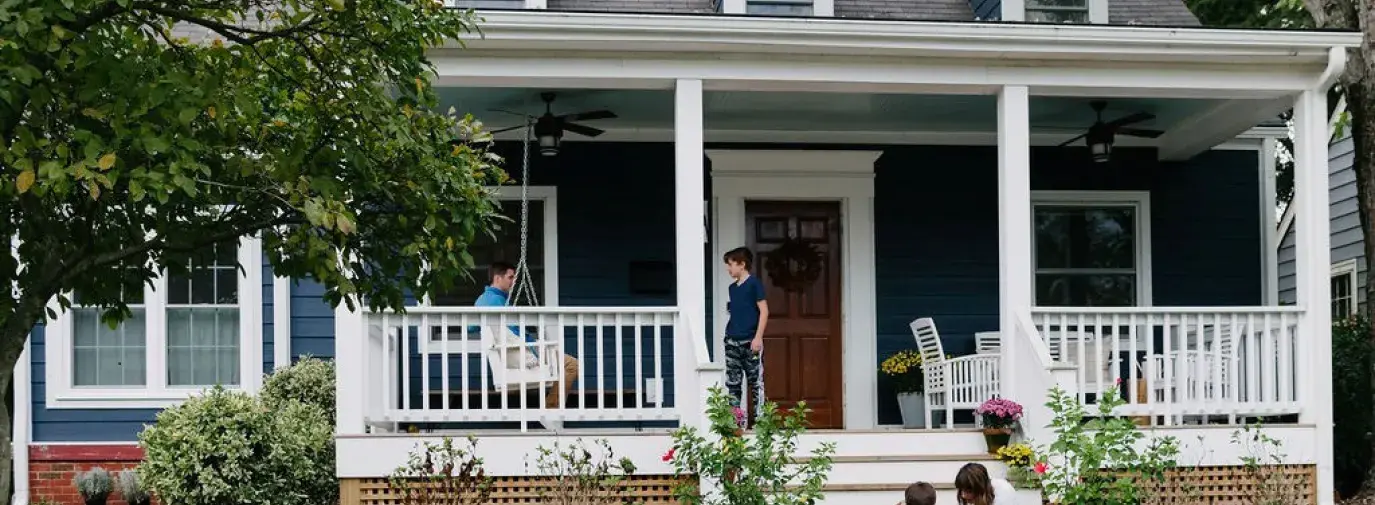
[{"xmin": 707, "ymin": 149, "xmax": 882, "ymax": 430}]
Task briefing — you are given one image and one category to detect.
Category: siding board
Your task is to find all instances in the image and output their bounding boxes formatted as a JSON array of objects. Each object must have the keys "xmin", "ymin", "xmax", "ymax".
[{"xmin": 1278, "ymin": 135, "xmax": 1362, "ymax": 307}]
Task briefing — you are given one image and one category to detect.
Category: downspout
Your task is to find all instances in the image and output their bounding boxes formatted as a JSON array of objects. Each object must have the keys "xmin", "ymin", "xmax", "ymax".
[
  {"xmin": 10, "ymin": 236, "xmax": 28, "ymax": 505},
  {"xmin": 1316, "ymin": 46, "xmax": 1346, "ymax": 91}
]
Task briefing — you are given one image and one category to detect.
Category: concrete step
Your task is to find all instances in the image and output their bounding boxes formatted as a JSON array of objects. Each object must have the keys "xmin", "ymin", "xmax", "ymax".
[
  {"xmin": 814, "ymin": 483, "xmax": 1042, "ymax": 505},
  {"xmin": 794, "ymin": 454, "xmax": 1007, "ymax": 485},
  {"xmin": 795, "ymin": 429, "xmax": 989, "ymax": 457}
]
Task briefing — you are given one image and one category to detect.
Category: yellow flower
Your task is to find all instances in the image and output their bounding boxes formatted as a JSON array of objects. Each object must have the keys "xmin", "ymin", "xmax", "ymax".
[
  {"xmin": 995, "ymin": 443, "xmax": 1036, "ymax": 467},
  {"xmin": 880, "ymin": 350, "xmax": 925, "ymax": 377}
]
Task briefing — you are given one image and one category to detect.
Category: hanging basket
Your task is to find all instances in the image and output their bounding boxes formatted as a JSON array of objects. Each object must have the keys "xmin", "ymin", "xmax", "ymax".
[{"xmin": 764, "ymin": 239, "xmax": 823, "ymax": 293}]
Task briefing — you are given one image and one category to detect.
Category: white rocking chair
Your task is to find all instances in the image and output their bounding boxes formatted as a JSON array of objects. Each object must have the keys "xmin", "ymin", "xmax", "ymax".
[{"xmin": 911, "ymin": 318, "xmax": 1001, "ymax": 429}]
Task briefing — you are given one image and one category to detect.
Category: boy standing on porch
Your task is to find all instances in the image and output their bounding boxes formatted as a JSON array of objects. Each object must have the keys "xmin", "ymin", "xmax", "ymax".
[{"xmin": 723, "ymin": 247, "xmax": 770, "ymax": 426}]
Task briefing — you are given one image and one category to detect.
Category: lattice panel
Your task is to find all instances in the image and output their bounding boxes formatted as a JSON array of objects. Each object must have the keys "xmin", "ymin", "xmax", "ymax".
[
  {"xmin": 342, "ymin": 475, "xmax": 691, "ymax": 505},
  {"xmin": 1045, "ymin": 465, "xmax": 1317, "ymax": 505}
]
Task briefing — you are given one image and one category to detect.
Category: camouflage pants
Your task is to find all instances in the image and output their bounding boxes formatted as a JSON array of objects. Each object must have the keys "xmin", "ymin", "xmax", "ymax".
[{"xmin": 724, "ymin": 338, "xmax": 765, "ymax": 425}]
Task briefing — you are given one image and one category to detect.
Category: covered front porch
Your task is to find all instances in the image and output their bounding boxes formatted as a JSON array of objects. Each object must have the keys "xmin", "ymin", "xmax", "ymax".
[{"xmin": 332, "ymin": 9, "xmax": 1351, "ymax": 503}]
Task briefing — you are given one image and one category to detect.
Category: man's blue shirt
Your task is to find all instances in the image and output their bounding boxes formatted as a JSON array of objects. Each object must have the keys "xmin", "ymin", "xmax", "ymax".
[{"xmin": 473, "ymin": 286, "xmax": 537, "ymax": 353}]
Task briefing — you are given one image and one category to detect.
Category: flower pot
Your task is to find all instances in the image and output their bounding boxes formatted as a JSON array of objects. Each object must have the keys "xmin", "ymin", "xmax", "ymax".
[
  {"xmin": 896, "ymin": 392, "xmax": 927, "ymax": 429},
  {"xmin": 84, "ymin": 496, "xmax": 108, "ymax": 505},
  {"xmin": 982, "ymin": 427, "xmax": 1012, "ymax": 454}
]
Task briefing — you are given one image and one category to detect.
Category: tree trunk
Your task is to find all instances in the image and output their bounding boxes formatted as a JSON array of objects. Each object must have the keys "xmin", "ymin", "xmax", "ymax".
[{"xmin": 1353, "ymin": 79, "xmax": 1375, "ymax": 499}]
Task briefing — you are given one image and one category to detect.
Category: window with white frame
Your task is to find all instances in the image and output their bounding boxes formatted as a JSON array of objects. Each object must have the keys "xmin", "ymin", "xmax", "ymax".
[
  {"xmin": 1033, "ymin": 192, "xmax": 1150, "ymax": 307},
  {"xmin": 1026, "ymin": 0, "xmax": 1089, "ymax": 23},
  {"xmin": 746, "ymin": 0, "xmax": 813, "ymax": 16},
  {"xmin": 1332, "ymin": 259, "xmax": 1358, "ymax": 318},
  {"xmin": 47, "ymin": 238, "xmax": 262, "ymax": 408},
  {"xmin": 425, "ymin": 187, "xmax": 557, "ymax": 341}
]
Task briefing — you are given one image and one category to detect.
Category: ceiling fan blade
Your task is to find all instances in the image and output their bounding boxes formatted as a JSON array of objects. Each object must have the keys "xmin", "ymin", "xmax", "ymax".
[
  {"xmin": 1116, "ymin": 127, "xmax": 1165, "ymax": 138},
  {"xmin": 560, "ymin": 110, "xmax": 617, "ymax": 122},
  {"xmin": 562, "ymin": 122, "xmax": 605, "ymax": 137},
  {"xmin": 1104, "ymin": 111, "xmax": 1155, "ymax": 129},
  {"xmin": 488, "ymin": 109, "xmax": 531, "ymax": 118},
  {"xmin": 488, "ymin": 124, "xmax": 526, "ymax": 134},
  {"xmin": 1058, "ymin": 133, "xmax": 1089, "ymax": 147}
]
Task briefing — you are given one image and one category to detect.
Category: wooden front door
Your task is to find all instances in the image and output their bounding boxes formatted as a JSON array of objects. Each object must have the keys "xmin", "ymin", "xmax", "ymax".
[{"xmin": 746, "ymin": 201, "xmax": 844, "ymax": 429}]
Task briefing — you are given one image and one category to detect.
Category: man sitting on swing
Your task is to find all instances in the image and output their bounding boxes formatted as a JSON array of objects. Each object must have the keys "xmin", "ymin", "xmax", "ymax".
[{"xmin": 475, "ymin": 261, "xmax": 581, "ymax": 410}]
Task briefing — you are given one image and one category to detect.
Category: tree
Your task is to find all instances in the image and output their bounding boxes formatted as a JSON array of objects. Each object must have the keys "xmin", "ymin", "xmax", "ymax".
[
  {"xmin": 1299, "ymin": 0, "xmax": 1375, "ymax": 497},
  {"xmin": 1, "ymin": 1, "xmax": 506, "ymax": 503}
]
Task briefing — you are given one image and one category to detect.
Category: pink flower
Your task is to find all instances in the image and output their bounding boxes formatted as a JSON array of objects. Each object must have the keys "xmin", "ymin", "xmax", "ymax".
[
  {"xmin": 662, "ymin": 448, "xmax": 675, "ymax": 462},
  {"xmin": 732, "ymin": 407, "xmax": 746, "ymax": 426},
  {"xmin": 1115, "ymin": 377, "xmax": 1123, "ymax": 386},
  {"xmin": 1034, "ymin": 461, "xmax": 1048, "ymax": 474}
]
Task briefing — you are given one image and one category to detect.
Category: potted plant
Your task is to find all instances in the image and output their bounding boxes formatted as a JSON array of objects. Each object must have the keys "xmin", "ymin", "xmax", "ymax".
[
  {"xmin": 74, "ymin": 467, "xmax": 112, "ymax": 505},
  {"xmin": 975, "ymin": 397, "xmax": 1022, "ymax": 453},
  {"xmin": 117, "ymin": 469, "xmax": 152, "ymax": 505},
  {"xmin": 880, "ymin": 350, "xmax": 926, "ymax": 428},
  {"xmin": 995, "ymin": 442, "xmax": 1045, "ymax": 488}
]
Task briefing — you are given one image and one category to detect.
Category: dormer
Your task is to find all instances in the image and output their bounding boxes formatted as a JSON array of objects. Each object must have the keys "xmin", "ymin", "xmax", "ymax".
[
  {"xmin": 719, "ymin": 0, "xmax": 835, "ymax": 17},
  {"xmin": 982, "ymin": 0, "xmax": 1109, "ymax": 23}
]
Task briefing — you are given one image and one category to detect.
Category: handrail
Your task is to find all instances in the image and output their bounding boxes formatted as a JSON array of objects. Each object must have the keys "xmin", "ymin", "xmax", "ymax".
[
  {"xmin": 1015, "ymin": 311, "xmax": 1055, "ymax": 366},
  {"xmin": 684, "ymin": 311, "xmax": 723, "ymax": 371},
  {"xmin": 1032, "ymin": 306, "xmax": 1304, "ymax": 315}
]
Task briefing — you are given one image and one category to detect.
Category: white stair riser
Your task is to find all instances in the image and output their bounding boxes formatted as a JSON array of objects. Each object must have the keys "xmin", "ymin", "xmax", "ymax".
[
  {"xmin": 819, "ymin": 489, "xmax": 1043, "ymax": 505},
  {"xmin": 815, "ymin": 460, "xmax": 1009, "ymax": 485},
  {"xmin": 796, "ymin": 432, "xmax": 990, "ymax": 456}
]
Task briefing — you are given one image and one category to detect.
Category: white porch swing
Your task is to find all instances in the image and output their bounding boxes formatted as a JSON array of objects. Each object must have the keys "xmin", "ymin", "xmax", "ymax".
[{"xmin": 477, "ymin": 119, "xmax": 568, "ymax": 430}]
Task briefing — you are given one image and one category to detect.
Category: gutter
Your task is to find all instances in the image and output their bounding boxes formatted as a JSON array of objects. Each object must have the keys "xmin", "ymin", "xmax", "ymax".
[
  {"xmin": 452, "ymin": 10, "xmax": 1363, "ymax": 63},
  {"xmin": 1316, "ymin": 46, "xmax": 1348, "ymax": 89}
]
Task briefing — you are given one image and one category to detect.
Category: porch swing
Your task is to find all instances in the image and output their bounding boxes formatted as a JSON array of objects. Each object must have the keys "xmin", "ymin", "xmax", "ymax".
[{"xmin": 479, "ymin": 119, "xmax": 567, "ymax": 427}]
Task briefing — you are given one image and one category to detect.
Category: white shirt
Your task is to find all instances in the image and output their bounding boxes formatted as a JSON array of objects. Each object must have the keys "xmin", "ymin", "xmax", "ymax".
[{"xmin": 991, "ymin": 478, "xmax": 1017, "ymax": 505}]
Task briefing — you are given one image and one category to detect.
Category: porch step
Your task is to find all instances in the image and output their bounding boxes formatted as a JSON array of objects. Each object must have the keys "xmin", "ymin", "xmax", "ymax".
[
  {"xmin": 796, "ymin": 454, "xmax": 1006, "ymax": 485},
  {"xmin": 812, "ymin": 483, "xmax": 1042, "ymax": 505},
  {"xmin": 796, "ymin": 429, "xmax": 989, "ymax": 457}
]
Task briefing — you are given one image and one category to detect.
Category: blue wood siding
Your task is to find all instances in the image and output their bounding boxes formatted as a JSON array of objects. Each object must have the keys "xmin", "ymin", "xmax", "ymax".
[
  {"xmin": 32, "ymin": 255, "xmax": 278, "ymax": 441},
  {"xmin": 30, "ymin": 143, "xmax": 1262, "ymax": 438},
  {"xmin": 972, "ymin": 0, "xmax": 1001, "ymax": 19},
  {"xmin": 1278, "ymin": 134, "xmax": 1362, "ymax": 308}
]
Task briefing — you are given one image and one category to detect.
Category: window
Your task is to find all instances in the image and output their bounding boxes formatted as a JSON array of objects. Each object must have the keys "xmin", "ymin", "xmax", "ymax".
[
  {"xmin": 424, "ymin": 187, "xmax": 558, "ymax": 342},
  {"xmin": 47, "ymin": 238, "xmax": 263, "ymax": 409},
  {"xmin": 1026, "ymin": 0, "xmax": 1089, "ymax": 23},
  {"xmin": 1333, "ymin": 260, "xmax": 1358, "ymax": 318},
  {"xmin": 1033, "ymin": 192, "xmax": 1150, "ymax": 307},
  {"xmin": 746, "ymin": 0, "xmax": 813, "ymax": 16}
]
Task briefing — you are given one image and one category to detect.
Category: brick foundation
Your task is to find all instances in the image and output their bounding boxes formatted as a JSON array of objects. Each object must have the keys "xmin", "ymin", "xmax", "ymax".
[{"xmin": 29, "ymin": 445, "xmax": 145, "ymax": 505}]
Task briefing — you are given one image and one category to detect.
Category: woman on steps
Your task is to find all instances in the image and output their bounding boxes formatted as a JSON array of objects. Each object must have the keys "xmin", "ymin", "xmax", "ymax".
[{"xmin": 954, "ymin": 462, "xmax": 1017, "ymax": 505}]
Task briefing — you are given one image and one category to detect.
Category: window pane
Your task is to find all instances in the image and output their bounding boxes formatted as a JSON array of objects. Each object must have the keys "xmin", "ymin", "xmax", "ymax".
[
  {"xmin": 72, "ymin": 307, "xmax": 147, "ymax": 386},
  {"xmin": 1027, "ymin": 9, "xmax": 1089, "ymax": 22},
  {"xmin": 433, "ymin": 201, "xmax": 545, "ymax": 306},
  {"xmin": 1036, "ymin": 274, "xmax": 1135, "ymax": 307},
  {"xmin": 1035, "ymin": 206, "xmax": 1135, "ymax": 269},
  {"xmin": 1028, "ymin": 0, "xmax": 1086, "ymax": 7},
  {"xmin": 746, "ymin": 3, "xmax": 813, "ymax": 16},
  {"xmin": 167, "ymin": 307, "xmax": 240, "ymax": 386},
  {"xmin": 168, "ymin": 241, "xmax": 239, "ymax": 305},
  {"xmin": 1333, "ymin": 273, "xmax": 1355, "ymax": 316}
]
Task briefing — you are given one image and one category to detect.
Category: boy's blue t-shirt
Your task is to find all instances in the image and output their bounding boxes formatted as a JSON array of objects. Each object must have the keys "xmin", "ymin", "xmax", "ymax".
[{"xmin": 726, "ymin": 275, "xmax": 767, "ymax": 340}]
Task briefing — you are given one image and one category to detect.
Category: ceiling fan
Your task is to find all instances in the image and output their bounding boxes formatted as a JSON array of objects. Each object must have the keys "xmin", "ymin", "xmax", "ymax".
[
  {"xmin": 1057, "ymin": 101, "xmax": 1165, "ymax": 162},
  {"xmin": 489, "ymin": 92, "xmax": 618, "ymax": 156}
]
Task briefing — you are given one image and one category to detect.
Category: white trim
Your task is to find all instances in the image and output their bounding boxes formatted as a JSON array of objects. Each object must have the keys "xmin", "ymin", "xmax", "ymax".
[
  {"xmin": 721, "ymin": 0, "xmax": 745, "ymax": 14},
  {"xmin": 14, "ymin": 340, "xmax": 30, "ymax": 505},
  {"xmin": 1000, "ymin": 0, "xmax": 1025, "ymax": 21},
  {"xmin": 708, "ymin": 149, "xmax": 882, "ymax": 430},
  {"xmin": 273, "ymin": 276, "xmax": 292, "ymax": 369},
  {"xmin": 1293, "ymin": 88, "xmax": 1334, "ymax": 505},
  {"xmin": 523, "ymin": 0, "xmax": 546, "ymax": 8},
  {"xmin": 812, "ymin": 0, "xmax": 834, "ymax": 17},
  {"xmin": 1087, "ymin": 0, "xmax": 1108, "ymax": 24},
  {"xmin": 43, "ymin": 238, "xmax": 265, "ymax": 409},
  {"xmin": 1158, "ymin": 97, "xmax": 1294, "ymax": 161},
  {"xmin": 1030, "ymin": 191, "xmax": 1154, "ymax": 307},
  {"xmin": 445, "ymin": 10, "xmax": 1359, "ymax": 65},
  {"xmin": 1331, "ymin": 259, "xmax": 1358, "ymax": 317},
  {"xmin": 1261, "ymin": 137, "xmax": 1280, "ymax": 305}
]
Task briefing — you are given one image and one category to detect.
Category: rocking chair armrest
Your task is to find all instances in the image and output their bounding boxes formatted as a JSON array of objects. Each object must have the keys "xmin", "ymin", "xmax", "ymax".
[{"xmin": 944, "ymin": 354, "xmax": 1001, "ymax": 366}]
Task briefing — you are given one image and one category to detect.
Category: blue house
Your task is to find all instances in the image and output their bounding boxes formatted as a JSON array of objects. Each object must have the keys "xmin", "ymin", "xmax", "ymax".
[{"xmin": 16, "ymin": 1, "xmax": 1359, "ymax": 504}]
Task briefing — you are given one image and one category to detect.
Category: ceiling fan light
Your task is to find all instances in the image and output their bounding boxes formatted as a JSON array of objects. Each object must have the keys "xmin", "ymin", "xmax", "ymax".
[
  {"xmin": 1090, "ymin": 139, "xmax": 1112, "ymax": 163},
  {"xmin": 538, "ymin": 133, "xmax": 560, "ymax": 156}
]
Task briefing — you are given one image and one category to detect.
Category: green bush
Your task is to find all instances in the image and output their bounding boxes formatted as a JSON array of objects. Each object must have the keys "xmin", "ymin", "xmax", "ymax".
[
  {"xmin": 1333, "ymin": 315, "xmax": 1373, "ymax": 497},
  {"xmin": 261, "ymin": 356, "xmax": 336, "ymax": 424},
  {"xmin": 1036, "ymin": 385, "xmax": 1179, "ymax": 505},
  {"xmin": 138, "ymin": 386, "xmax": 336, "ymax": 505}
]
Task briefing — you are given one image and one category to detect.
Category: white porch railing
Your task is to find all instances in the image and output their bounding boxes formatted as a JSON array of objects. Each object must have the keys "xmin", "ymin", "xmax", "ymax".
[
  {"xmin": 1030, "ymin": 307, "xmax": 1305, "ymax": 425},
  {"xmin": 362, "ymin": 306, "xmax": 681, "ymax": 427}
]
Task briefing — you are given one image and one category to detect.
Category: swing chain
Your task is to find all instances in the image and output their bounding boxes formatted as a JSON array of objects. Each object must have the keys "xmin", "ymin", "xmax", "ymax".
[{"xmin": 509, "ymin": 117, "xmax": 540, "ymax": 307}]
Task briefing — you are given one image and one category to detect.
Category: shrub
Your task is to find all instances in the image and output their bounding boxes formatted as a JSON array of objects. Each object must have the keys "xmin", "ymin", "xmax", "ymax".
[
  {"xmin": 117, "ymin": 469, "xmax": 151, "ymax": 505},
  {"xmin": 1232, "ymin": 423, "xmax": 1305, "ymax": 505},
  {"xmin": 1333, "ymin": 315, "xmax": 1373, "ymax": 497},
  {"xmin": 74, "ymin": 467, "xmax": 112, "ymax": 503},
  {"xmin": 1036, "ymin": 385, "xmax": 1179, "ymax": 505},
  {"xmin": 139, "ymin": 386, "xmax": 336, "ymax": 505},
  {"xmin": 388, "ymin": 436, "xmax": 493, "ymax": 505},
  {"xmin": 666, "ymin": 387, "xmax": 835, "ymax": 505},
  {"xmin": 527, "ymin": 438, "xmax": 640, "ymax": 505},
  {"xmin": 261, "ymin": 356, "xmax": 336, "ymax": 424}
]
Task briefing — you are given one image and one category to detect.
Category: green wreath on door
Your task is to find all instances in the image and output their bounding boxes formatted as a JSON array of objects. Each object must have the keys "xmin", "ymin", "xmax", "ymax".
[{"xmin": 764, "ymin": 238, "xmax": 824, "ymax": 293}]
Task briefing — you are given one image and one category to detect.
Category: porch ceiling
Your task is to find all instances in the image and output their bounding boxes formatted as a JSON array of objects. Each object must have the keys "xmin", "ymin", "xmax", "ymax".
[{"xmin": 440, "ymin": 87, "xmax": 1272, "ymax": 154}]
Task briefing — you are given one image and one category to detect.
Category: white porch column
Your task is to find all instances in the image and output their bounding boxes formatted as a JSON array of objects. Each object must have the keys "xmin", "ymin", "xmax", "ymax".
[
  {"xmin": 674, "ymin": 78, "xmax": 707, "ymax": 426},
  {"xmin": 1293, "ymin": 88, "xmax": 1334, "ymax": 505},
  {"xmin": 335, "ymin": 304, "xmax": 366, "ymax": 435},
  {"xmin": 997, "ymin": 85, "xmax": 1033, "ymax": 399}
]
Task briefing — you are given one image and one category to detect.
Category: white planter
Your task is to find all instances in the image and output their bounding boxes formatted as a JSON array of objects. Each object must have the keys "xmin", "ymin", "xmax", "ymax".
[{"xmin": 896, "ymin": 392, "xmax": 927, "ymax": 429}]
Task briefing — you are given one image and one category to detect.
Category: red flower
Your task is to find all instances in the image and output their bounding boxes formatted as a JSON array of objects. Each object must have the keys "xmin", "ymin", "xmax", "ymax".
[
  {"xmin": 1115, "ymin": 377, "xmax": 1123, "ymax": 386},
  {"xmin": 662, "ymin": 448, "xmax": 675, "ymax": 462},
  {"xmin": 1034, "ymin": 461, "xmax": 1048, "ymax": 474}
]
